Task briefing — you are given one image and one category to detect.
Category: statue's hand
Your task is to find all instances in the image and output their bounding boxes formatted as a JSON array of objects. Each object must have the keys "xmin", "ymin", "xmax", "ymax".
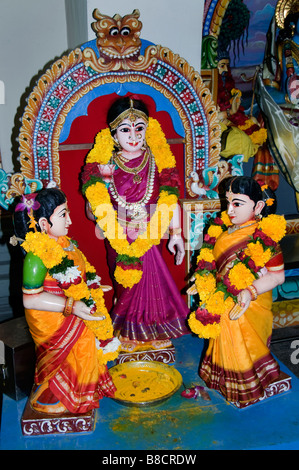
[
  {"xmin": 187, "ymin": 283, "xmax": 197, "ymax": 295},
  {"xmin": 168, "ymin": 236, "xmax": 185, "ymax": 265},
  {"xmin": 230, "ymin": 93, "xmax": 241, "ymax": 114},
  {"xmin": 73, "ymin": 300, "xmax": 106, "ymax": 321},
  {"xmin": 95, "ymin": 223, "xmax": 105, "ymax": 240},
  {"xmin": 229, "ymin": 289, "xmax": 251, "ymax": 320}
]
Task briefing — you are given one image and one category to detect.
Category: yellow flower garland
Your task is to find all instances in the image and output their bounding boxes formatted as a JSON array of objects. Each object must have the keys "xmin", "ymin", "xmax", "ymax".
[
  {"xmin": 21, "ymin": 232, "xmax": 120, "ymax": 364},
  {"xmin": 229, "ymin": 88, "xmax": 267, "ymax": 148},
  {"xmin": 244, "ymin": 241, "xmax": 272, "ymax": 267},
  {"xmin": 228, "ymin": 263, "xmax": 256, "ymax": 290},
  {"xmin": 22, "ymin": 231, "xmax": 65, "ymax": 269},
  {"xmin": 195, "ymin": 272, "xmax": 216, "ymax": 303},
  {"xmin": 197, "ymin": 247, "xmax": 215, "ymax": 264},
  {"xmin": 86, "ymin": 128, "xmax": 115, "ymax": 165},
  {"xmin": 188, "ymin": 311, "xmax": 221, "ymax": 340},
  {"xmin": 84, "ymin": 117, "xmax": 178, "ymax": 288},
  {"xmin": 188, "ymin": 212, "xmax": 286, "ymax": 339},
  {"xmin": 114, "ymin": 266, "xmax": 143, "ymax": 288},
  {"xmin": 258, "ymin": 214, "xmax": 286, "ymax": 243}
]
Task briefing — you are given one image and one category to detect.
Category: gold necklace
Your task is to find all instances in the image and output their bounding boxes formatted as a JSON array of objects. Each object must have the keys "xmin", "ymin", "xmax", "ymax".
[
  {"xmin": 228, "ymin": 220, "xmax": 257, "ymax": 234},
  {"xmin": 114, "ymin": 149, "xmax": 150, "ymax": 184},
  {"xmin": 110, "ymin": 151, "xmax": 155, "ymax": 221}
]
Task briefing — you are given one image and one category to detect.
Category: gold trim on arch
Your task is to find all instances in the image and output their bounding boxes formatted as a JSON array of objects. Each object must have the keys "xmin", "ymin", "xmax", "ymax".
[
  {"xmin": 19, "ymin": 49, "xmax": 83, "ymax": 186},
  {"xmin": 209, "ymin": 0, "xmax": 231, "ymax": 38},
  {"xmin": 19, "ymin": 43, "xmax": 221, "ymax": 197},
  {"xmin": 81, "ymin": 42, "xmax": 221, "ymax": 196}
]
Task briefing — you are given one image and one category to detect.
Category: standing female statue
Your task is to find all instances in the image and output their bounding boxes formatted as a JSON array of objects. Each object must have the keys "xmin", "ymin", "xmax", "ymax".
[{"xmin": 81, "ymin": 96, "xmax": 190, "ymax": 353}]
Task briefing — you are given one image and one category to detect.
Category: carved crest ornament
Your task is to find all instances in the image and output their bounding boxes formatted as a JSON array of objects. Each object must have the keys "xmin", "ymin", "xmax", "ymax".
[
  {"xmin": 1, "ymin": 9, "xmax": 227, "ymax": 209},
  {"xmin": 91, "ymin": 9, "xmax": 143, "ymax": 62}
]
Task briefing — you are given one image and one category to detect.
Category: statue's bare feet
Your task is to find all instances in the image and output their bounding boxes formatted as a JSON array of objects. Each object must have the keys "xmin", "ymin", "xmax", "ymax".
[
  {"xmin": 150, "ymin": 339, "xmax": 173, "ymax": 350},
  {"xmin": 30, "ymin": 383, "xmax": 67, "ymax": 414},
  {"xmin": 119, "ymin": 336, "xmax": 146, "ymax": 352},
  {"xmin": 118, "ymin": 336, "xmax": 173, "ymax": 352}
]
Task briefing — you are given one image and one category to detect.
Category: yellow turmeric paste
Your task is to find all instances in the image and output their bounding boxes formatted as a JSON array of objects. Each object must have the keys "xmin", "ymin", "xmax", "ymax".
[{"xmin": 112, "ymin": 368, "xmax": 178, "ymax": 403}]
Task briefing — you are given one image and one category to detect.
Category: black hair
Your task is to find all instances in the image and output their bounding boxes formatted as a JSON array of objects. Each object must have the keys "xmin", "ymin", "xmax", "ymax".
[
  {"xmin": 224, "ymin": 176, "xmax": 277, "ymax": 216},
  {"xmin": 278, "ymin": 12, "xmax": 299, "ymax": 42},
  {"xmin": 217, "ymin": 49, "xmax": 230, "ymax": 62},
  {"xmin": 13, "ymin": 188, "xmax": 67, "ymax": 241},
  {"xmin": 107, "ymin": 96, "xmax": 149, "ymax": 136}
]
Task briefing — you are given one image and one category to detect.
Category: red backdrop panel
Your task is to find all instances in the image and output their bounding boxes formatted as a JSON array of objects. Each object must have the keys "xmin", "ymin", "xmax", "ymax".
[{"xmin": 59, "ymin": 93, "xmax": 187, "ymax": 310}]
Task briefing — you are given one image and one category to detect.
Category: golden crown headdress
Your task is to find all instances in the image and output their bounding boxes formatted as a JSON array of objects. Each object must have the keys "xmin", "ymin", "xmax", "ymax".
[{"xmin": 275, "ymin": 0, "xmax": 299, "ymax": 29}]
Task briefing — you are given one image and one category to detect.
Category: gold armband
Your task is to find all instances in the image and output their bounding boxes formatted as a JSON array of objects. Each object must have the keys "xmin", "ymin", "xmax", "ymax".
[
  {"xmin": 22, "ymin": 286, "xmax": 44, "ymax": 295},
  {"xmin": 63, "ymin": 297, "xmax": 74, "ymax": 316},
  {"xmin": 169, "ymin": 227, "xmax": 182, "ymax": 236},
  {"xmin": 245, "ymin": 285, "xmax": 258, "ymax": 301}
]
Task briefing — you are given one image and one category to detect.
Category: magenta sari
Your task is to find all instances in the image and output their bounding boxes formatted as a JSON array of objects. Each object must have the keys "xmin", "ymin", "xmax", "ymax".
[{"xmin": 107, "ymin": 152, "xmax": 189, "ymax": 342}]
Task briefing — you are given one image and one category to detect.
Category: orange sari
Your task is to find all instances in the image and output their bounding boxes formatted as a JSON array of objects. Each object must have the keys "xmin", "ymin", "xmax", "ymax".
[
  {"xmin": 24, "ymin": 236, "xmax": 115, "ymax": 414},
  {"xmin": 199, "ymin": 222, "xmax": 283, "ymax": 407}
]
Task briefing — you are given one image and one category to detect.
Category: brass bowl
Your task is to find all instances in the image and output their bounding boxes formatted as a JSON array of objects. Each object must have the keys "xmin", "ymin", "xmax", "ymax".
[{"xmin": 109, "ymin": 361, "xmax": 183, "ymax": 407}]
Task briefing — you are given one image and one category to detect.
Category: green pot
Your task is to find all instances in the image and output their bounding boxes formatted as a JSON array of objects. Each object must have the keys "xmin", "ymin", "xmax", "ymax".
[{"xmin": 23, "ymin": 251, "xmax": 47, "ymax": 290}]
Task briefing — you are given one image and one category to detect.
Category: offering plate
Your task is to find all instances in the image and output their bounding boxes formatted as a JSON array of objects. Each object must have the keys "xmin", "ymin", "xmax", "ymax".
[{"xmin": 109, "ymin": 361, "xmax": 182, "ymax": 407}]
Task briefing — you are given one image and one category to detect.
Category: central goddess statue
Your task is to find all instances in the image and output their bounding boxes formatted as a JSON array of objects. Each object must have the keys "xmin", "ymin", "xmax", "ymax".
[{"xmin": 81, "ymin": 96, "xmax": 190, "ymax": 353}]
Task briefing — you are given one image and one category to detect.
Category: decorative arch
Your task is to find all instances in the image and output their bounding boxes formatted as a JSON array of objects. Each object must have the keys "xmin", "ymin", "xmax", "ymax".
[
  {"xmin": 0, "ymin": 8, "xmax": 238, "ymax": 310},
  {"xmin": 18, "ymin": 39, "xmax": 221, "ymax": 198},
  {"xmin": 203, "ymin": 0, "xmax": 231, "ymax": 38}
]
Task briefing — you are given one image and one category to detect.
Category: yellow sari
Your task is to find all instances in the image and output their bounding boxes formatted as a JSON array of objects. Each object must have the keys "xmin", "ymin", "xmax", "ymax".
[
  {"xmin": 199, "ymin": 222, "xmax": 283, "ymax": 407},
  {"xmin": 24, "ymin": 236, "xmax": 115, "ymax": 414}
]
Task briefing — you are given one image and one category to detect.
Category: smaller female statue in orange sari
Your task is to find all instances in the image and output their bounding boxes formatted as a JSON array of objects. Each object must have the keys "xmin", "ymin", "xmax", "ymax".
[
  {"xmin": 188, "ymin": 176, "xmax": 286, "ymax": 407},
  {"xmin": 12, "ymin": 188, "xmax": 119, "ymax": 414}
]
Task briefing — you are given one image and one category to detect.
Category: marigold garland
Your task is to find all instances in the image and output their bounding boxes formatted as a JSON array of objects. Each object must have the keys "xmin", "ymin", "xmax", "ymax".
[
  {"xmin": 86, "ymin": 128, "xmax": 115, "ymax": 165},
  {"xmin": 22, "ymin": 231, "xmax": 64, "ymax": 269},
  {"xmin": 229, "ymin": 87, "xmax": 267, "ymax": 148},
  {"xmin": 21, "ymin": 232, "xmax": 120, "ymax": 365},
  {"xmin": 244, "ymin": 241, "xmax": 272, "ymax": 267},
  {"xmin": 188, "ymin": 211, "xmax": 286, "ymax": 339},
  {"xmin": 188, "ymin": 311, "xmax": 221, "ymax": 340},
  {"xmin": 114, "ymin": 265, "xmax": 143, "ymax": 289},
  {"xmin": 82, "ymin": 117, "xmax": 179, "ymax": 289},
  {"xmin": 195, "ymin": 272, "xmax": 216, "ymax": 303},
  {"xmin": 239, "ymin": 120, "xmax": 268, "ymax": 147},
  {"xmin": 197, "ymin": 247, "xmax": 215, "ymax": 264},
  {"xmin": 228, "ymin": 262, "xmax": 256, "ymax": 291},
  {"xmin": 258, "ymin": 214, "xmax": 286, "ymax": 243}
]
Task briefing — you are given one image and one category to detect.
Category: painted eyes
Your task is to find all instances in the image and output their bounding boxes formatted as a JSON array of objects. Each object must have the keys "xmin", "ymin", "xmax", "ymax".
[
  {"xmin": 119, "ymin": 125, "xmax": 145, "ymax": 133},
  {"xmin": 109, "ymin": 27, "xmax": 131, "ymax": 37},
  {"xmin": 120, "ymin": 27, "xmax": 131, "ymax": 36},
  {"xmin": 60, "ymin": 208, "xmax": 70, "ymax": 218},
  {"xmin": 226, "ymin": 200, "xmax": 244, "ymax": 208},
  {"xmin": 109, "ymin": 28, "xmax": 119, "ymax": 37}
]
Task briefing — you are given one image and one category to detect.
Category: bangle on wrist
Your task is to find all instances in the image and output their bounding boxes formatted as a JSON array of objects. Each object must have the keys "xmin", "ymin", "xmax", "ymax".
[
  {"xmin": 63, "ymin": 296, "xmax": 74, "ymax": 316},
  {"xmin": 169, "ymin": 227, "xmax": 182, "ymax": 236},
  {"xmin": 245, "ymin": 285, "xmax": 258, "ymax": 301}
]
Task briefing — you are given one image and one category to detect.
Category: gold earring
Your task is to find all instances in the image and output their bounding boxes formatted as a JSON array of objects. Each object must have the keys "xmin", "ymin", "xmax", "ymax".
[{"xmin": 112, "ymin": 136, "xmax": 120, "ymax": 149}]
